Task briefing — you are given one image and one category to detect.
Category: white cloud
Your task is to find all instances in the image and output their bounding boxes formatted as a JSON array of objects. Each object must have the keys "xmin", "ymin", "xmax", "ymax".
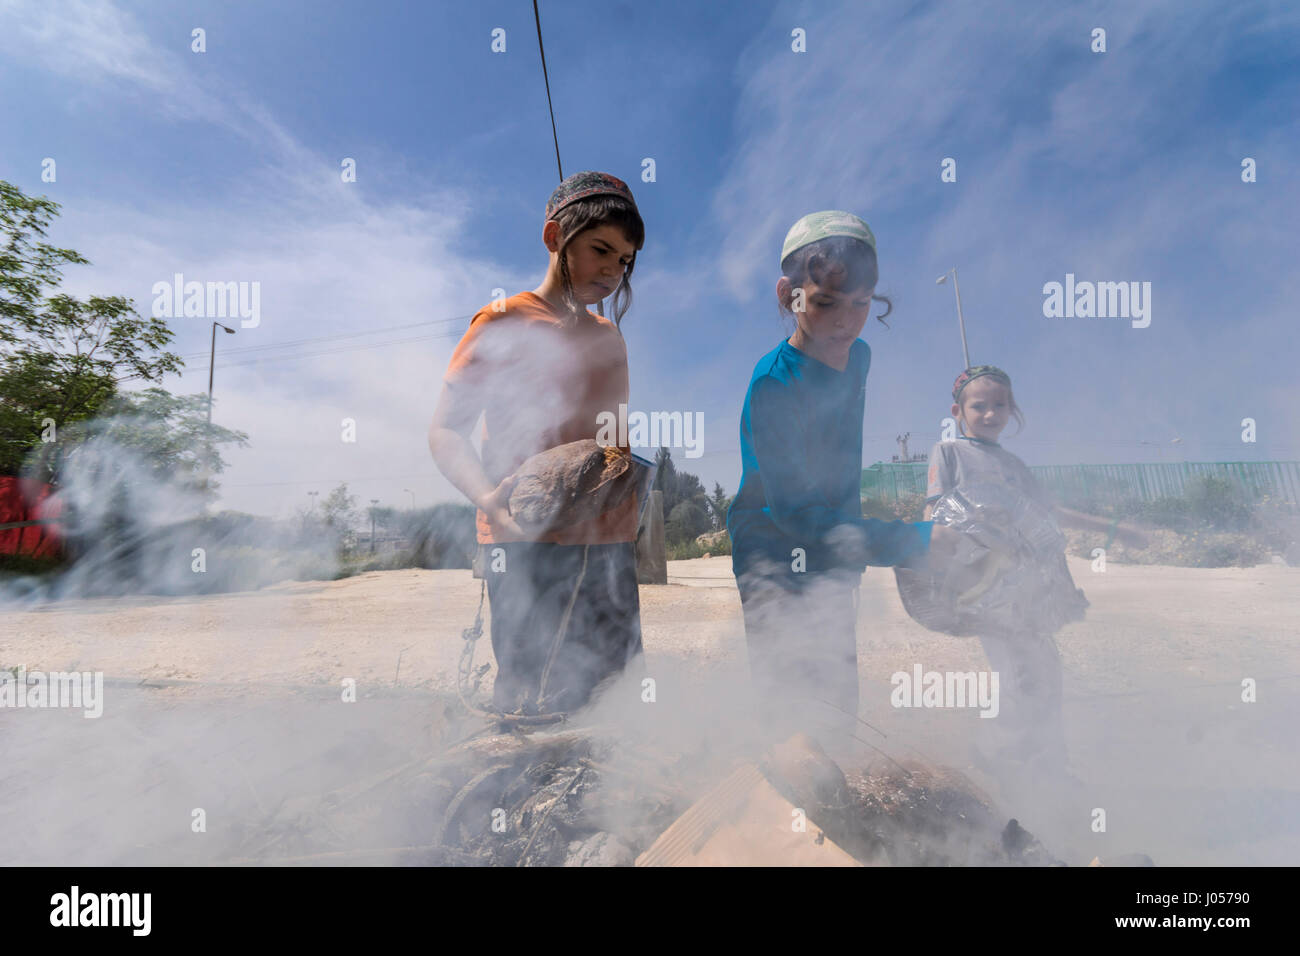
[{"xmin": 2, "ymin": 0, "xmax": 524, "ymax": 515}]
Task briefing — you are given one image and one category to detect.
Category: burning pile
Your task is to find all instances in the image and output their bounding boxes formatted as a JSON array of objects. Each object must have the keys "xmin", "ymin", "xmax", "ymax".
[{"xmin": 228, "ymin": 712, "xmax": 1064, "ymax": 867}]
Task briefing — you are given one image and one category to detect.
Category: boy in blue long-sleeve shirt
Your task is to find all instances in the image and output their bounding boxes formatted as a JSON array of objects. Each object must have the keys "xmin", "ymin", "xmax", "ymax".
[{"xmin": 727, "ymin": 211, "xmax": 952, "ymax": 750}]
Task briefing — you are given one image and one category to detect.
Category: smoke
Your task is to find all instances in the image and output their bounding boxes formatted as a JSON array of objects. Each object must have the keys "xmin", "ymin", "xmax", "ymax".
[{"xmin": 1, "ymin": 431, "xmax": 335, "ymax": 605}]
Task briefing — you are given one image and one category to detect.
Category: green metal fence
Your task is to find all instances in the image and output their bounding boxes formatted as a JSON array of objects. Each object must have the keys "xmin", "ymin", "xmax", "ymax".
[{"xmin": 861, "ymin": 460, "xmax": 1300, "ymax": 509}]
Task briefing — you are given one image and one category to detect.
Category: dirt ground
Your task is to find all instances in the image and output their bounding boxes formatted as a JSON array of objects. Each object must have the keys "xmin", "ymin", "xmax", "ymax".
[{"xmin": 3, "ymin": 556, "xmax": 1298, "ymax": 865}]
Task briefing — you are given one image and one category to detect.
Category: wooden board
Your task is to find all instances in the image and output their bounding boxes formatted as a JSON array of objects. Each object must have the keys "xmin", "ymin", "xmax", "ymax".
[{"xmin": 636, "ymin": 763, "xmax": 861, "ymax": 867}]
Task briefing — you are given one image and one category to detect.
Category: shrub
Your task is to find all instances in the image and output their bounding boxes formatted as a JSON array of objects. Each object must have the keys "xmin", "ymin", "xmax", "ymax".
[
  {"xmin": 668, "ymin": 532, "xmax": 732, "ymax": 561},
  {"xmin": 862, "ymin": 492, "xmax": 926, "ymax": 522},
  {"xmin": 1065, "ymin": 527, "xmax": 1271, "ymax": 568},
  {"xmin": 400, "ymin": 503, "xmax": 476, "ymax": 569},
  {"xmin": 666, "ymin": 500, "xmax": 710, "ymax": 545}
]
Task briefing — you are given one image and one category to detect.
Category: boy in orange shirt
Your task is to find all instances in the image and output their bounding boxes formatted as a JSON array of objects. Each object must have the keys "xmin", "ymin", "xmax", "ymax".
[{"xmin": 428, "ymin": 171, "xmax": 645, "ymax": 715}]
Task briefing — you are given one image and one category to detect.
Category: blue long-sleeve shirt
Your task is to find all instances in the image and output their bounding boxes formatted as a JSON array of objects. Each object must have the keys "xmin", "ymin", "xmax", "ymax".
[{"xmin": 727, "ymin": 338, "xmax": 932, "ymax": 581}]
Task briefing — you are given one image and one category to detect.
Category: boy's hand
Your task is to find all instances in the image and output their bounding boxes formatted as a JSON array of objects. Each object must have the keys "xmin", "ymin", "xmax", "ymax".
[
  {"xmin": 928, "ymin": 523, "xmax": 961, "ymax": 564},
  {"xmin": 907, "ymin": 523, "xmax": 958, "ymax": 572},
  {"xmin": 475, "ymin": 475, "xmax": 525, "ymax": 538}
]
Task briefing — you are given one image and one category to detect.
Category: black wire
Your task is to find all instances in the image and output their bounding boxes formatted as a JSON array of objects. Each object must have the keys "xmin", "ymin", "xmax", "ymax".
[{"xmin": 533, "ymin": 0, "xmax": 563, "ymax": 181}]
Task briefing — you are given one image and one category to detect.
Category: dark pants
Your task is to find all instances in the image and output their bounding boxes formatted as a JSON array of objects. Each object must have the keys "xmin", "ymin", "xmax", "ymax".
[
  {"xmin": 737, "ymin": 566, "xmax": 860, "ymax": 750},
  {"xmin": 484, "ymin": 541, "xmax": 642, "ymax": 715}
]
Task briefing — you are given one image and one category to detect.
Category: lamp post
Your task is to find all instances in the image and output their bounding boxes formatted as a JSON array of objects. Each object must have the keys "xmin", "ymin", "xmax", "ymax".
[
  {"xmin": 207, "ymin": 321, "xmax": 237, "ymax": 425},
  {"xmin": 403, "ymin": 488, "xmax": 415, "ymax": 509},
  {"xmin": 935, "ymin": 268, "xmax": 970, "ymax": 370},
  {"xmin": 370, "ymin": 498, "xmax": 380, "ymax": 553},
  {"xmin": 200, "ymin": 321, "xmax": 237, "ymax": 514},
  {"xmin": 307, "ymin": 490, "xmax": 319, "ymax": 514}
]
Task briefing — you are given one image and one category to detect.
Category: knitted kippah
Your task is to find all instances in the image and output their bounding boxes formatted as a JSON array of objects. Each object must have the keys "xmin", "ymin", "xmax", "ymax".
[
  {"xmin": 952, "ymin": 365, "xmax": 1012, "ymax": 401},
  {"xmin": 545, "ymin": 171, "xmax": 637, "ymax": 220},
  {"xmin": 781, "ymin": 210, "xmax": 876, "ymax": 267}
]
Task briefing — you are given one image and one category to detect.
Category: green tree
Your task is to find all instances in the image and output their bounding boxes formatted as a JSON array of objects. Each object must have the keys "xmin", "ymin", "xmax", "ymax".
[
  {"xmin": 1, "ymin": 181, "xmax": 184, "ymax": 477},
  {"xmin": 652, "ymin": 447, "xmax": 709, "ymax": 519},
  {"xmin": 652, "ymin": 446, "xmax": 678, "ymax": 510},
  {"xmin": 708, "ymin": 481, "xmax": 731, "ymax": 531},
  {"xmin": 30, "ymin": 387, "xmax": 249, "ymax": 499},
  {"xmin": 666, "ymin": 499, "xmax": 711, "ymax": 545},
  {"xmin": 321, "ymin": 482, "xmax": 360, "ymax": 532}
]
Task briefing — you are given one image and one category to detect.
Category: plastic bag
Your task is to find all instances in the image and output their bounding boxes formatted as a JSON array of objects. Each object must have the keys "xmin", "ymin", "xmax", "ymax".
[{"xmin": 894, "ymin": 481, "xmax": 1088, "ymax": 637}]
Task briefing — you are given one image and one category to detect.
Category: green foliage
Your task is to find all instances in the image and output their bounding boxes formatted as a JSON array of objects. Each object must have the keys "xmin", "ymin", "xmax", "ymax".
[
  {"xmin": 1066, "ymin": 527, "xmax": 1271, "ymax": 568},
  {"xmin": 0, "ymin": 181, "xmax": 88, "ymax": 343},
  {"xmin": 1183, "ymin": 475, "xmax": 1255, "ymax": 532},
  {"xmin": 0, "ymin": 180, "xmax": 240, "ymax": 506},
  {"xmin": 320, "ymin": 482, "xmax": 360, "ymax": 531},
  {"xmin": 667, "ymin": 532, "xmax": 732, "ymax": 561},
  {"xmin": 666, "ymin": 499, "xmax": 710, "ymax": 545},
  {"xmin": 1122, "ymin": 475, "xmax": 1259, "ymax": 534},
  {"xmin": 708, "ymin": 481, "xmax": 731, "ymax": 531},
  {"xmin": 1062, "ymin": 476, "xmax": 1294, "ymax": 568},
  {"xmin": 862, "ymin": 491, "xmax": 927, "ymax": 522},
  {"xmin": 653, "ymin": 447, "xmax": 714, "ymax": 544},
  {"xmin": 1, "ymin": 181, "xmax": 187, "ymax": 478},
  {"xmin": 27, "ymin": 387, "xmax": 249, "ymax": 501},
  {"xmin": 0, "ymin": 552, "xmax": 65, "ymax": 576},
  {"xmin": 395, "ymin": 503, "xmax": 475, "ymax": 569}
]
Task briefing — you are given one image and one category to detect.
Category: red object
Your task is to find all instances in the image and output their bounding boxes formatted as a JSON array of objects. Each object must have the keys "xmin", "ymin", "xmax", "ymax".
[{"xmin": 0, "ymin": 475, "xmax": 64, "ymax": 558}]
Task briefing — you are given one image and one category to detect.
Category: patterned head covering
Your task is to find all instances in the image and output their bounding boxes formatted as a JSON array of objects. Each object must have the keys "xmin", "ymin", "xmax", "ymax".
[
  {"xmin": 781, "ymin": 210, "xmax": 877, "ymax": 267},
  {"xmin": 545, "ymin": 171, "xmax": 637, "ymax": 220},
  {"xmin": 952, "ymin": 365, "xmax": 1012, "ymax": 401}
]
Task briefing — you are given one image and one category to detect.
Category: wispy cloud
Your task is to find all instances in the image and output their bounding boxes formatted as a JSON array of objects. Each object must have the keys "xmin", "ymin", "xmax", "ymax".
[
  {"xmin": 1, "ymin": 0, "xmax": 525, "ymax": 513},
  {"xmin": 702, "ymin": 0, "xmax": 1299, "ymax": 466}
]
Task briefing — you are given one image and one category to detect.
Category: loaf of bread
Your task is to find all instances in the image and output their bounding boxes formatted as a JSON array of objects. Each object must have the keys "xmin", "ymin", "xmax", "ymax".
[{"xmin": 507, "ymin": 439, "xmax": 636, "ymax": 535}]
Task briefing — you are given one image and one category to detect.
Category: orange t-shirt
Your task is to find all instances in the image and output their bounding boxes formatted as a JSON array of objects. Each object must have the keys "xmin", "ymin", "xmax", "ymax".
[{"xmin": 442, "ymin": 291, "xmax": 638, "ymax": 545}]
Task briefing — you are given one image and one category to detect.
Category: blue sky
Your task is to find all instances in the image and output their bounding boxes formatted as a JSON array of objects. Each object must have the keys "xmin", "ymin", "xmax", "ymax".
[{"xmin": 2, "ymin": 0, "xmax": 1297, "ymax": 516}]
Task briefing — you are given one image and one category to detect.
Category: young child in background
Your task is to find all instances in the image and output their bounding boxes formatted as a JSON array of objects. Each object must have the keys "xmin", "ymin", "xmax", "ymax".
[
  {"xmin": 428, "ymin": 171, "xmax": 645, "ymax": 716},
  {"xmin": 727, "ymin": 211, "xmax": 956, "ymax": 751},
  {"xmin": 924, "ymin": 365, "xmax": 1147, "ymax": 780}
]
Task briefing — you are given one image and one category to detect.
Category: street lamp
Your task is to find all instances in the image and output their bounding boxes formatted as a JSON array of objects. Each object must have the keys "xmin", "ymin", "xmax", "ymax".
[
  {"xmin": 403, "ymin": 488, "xmax": 415, "ymax": 509},
  {"xmin": 198, "ymin": 320, "xmax": 237, "ymax": 516},
  {"xmin": 307, "ymin": 490, "xmax": 319, "ymax": 514},
  {"xmin": 935, "ymin": 268, "xmax": 970, "ymax": 371},
  {"xmin": 207, "ymin": 321, "xmax": 237, "ymax": 425},
  {"xmin": 370, "ymin": 498, "xmax": 380, "ymax": 553}
]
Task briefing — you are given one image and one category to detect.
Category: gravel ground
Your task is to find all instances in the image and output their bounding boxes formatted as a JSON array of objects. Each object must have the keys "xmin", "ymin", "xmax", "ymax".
[{"xmin": 3, "ymin": 556, "xmax": 1297, "ymax": 865}]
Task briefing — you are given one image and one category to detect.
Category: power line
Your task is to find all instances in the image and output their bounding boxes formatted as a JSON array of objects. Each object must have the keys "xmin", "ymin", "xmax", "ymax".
[
  {"xmin": 533, "ymin": 0, "xmax": 563, "ymax": 181},
  {"xmin": 203, "ymin": 328, "xmax": 467, "ymax": 372},
  {"xmin": 127, "ymin": 320, "xmax": 472, "ymax": 382},
  {"xmin": 224, "ymin": 473, "xmax": 440, "ymax": 488},
  {"xmin": 172, "ymin": 313, "xmax": 472, "ymax": 363}
]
